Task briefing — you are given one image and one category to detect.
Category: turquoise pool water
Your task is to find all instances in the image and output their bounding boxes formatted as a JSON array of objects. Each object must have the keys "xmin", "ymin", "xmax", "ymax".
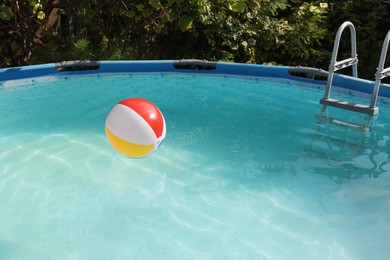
[{"xmin": 0, "ymin": 73, "xmax": 390, "ymax": 259}]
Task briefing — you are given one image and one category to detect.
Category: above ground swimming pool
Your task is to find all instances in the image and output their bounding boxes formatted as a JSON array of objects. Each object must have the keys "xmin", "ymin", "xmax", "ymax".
[{"xmin": 0, "ymin": 60, "xmax": 390, "ymax": 259}]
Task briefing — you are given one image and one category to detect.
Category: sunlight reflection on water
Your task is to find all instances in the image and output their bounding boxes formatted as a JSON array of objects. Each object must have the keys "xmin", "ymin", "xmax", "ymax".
[{"xmin": 0, "ymin": 73, "xmax": 389, "ymax": 259}]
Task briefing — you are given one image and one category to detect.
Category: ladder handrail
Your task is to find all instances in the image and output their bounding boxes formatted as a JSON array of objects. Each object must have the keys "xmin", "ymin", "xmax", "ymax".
[
  {"xmin": 370, "ymin": 30, "xmax": 390, "ymax": 108},
  {"xmin": 323, "ymin": 21, "xmax": 358, "ymax": 100}
]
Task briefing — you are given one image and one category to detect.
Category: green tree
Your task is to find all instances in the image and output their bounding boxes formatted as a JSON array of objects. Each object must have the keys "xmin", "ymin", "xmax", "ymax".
[
  {"xmin": 0, "ymin": 0, "xmax": 60, "ymax": 66},
  {"xmin": 254, "ymin": 1, "xmax": 329, "ymax": 66},
  {"xmin": 323, "ymin": 0, "xmax": 390, "ymax": 81},
  {"xmin": 2, "ymin": 0, "xmax": 388, "ymax": 80}
]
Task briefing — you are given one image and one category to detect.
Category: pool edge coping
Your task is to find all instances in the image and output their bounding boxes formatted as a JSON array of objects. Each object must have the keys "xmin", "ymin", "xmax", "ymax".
[{"xmin": 1, "ymin": 60, "xmax": 389, "ymax": 98}]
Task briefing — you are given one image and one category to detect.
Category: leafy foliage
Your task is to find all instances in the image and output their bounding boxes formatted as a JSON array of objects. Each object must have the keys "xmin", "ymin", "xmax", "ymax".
[
  {"xmin": 324, "ymin": 0, "xmax": 390, "ymax": 80},
  {"xmin": 0, "ymin": 0, "xmax": 57, "ymax": 66}
]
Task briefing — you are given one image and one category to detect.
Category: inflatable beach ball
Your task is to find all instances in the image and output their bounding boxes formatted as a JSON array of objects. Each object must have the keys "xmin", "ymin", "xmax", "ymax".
[{"xmin": 105, "ymin": 98, "xmax": 166, "ymax": 158}]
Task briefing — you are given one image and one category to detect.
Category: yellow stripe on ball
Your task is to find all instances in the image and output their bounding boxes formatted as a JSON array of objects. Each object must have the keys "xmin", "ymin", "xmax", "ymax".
[{"xmin": 105, "ymin": 126, "xmax": 155, "ymax": 158}]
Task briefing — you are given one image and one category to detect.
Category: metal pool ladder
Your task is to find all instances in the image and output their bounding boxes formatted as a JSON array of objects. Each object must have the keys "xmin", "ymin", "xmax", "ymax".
[{"xmin": 320, "ymin": 21, "xmax": 390, "ymax": 116}]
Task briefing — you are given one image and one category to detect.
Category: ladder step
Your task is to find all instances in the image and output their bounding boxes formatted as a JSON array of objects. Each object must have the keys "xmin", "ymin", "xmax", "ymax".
[
  {"xmin": 334, "ymin": 57, "xmax": 358, "ymax": 71},
  {"xmin": 316, "ymin": 114, "xmax": 371, "ymax": 131},
  {"xmin": 320, "ymin": 98, "xmax": 379, "ymax": 115}
]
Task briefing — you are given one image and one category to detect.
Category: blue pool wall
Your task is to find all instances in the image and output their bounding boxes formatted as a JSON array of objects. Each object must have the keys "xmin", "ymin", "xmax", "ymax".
[{"xmin": 0, "ymin": 60, "xmax": 389, "ymax": 98}]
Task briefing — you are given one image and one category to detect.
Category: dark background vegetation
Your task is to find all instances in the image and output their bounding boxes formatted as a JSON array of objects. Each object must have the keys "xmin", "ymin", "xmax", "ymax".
[{"xmin": 1, "ymin": 0, "xmax": 389, "ymax": 81}]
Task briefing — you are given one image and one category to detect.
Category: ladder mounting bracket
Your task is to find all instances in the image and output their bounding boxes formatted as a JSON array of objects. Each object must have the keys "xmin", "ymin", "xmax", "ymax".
[{"xmin": 333, "ymin": 57, "xmax": 358, "ymax": 71}]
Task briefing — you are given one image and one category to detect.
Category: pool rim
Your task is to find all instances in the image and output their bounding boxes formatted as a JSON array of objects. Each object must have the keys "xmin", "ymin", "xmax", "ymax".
[{"xmin": 0, "ymin": 60, "xmax": 389, "ymax": 98}]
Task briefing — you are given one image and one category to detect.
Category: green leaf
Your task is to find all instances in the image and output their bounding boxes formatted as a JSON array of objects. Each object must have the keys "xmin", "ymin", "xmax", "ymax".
[
  {"xmin": 161, "ymin": 14, "xmax": 169, "ymax": 23},
  {"xmin": 0, "ymin": 5, "xmax": 13, "ymax": 21},
  {"xmin": 232, "ymin": 0, "xmax": 247, "ymax": 13},
  {"xmin": 37, "ymin": 10, "xmax": 45, "ymax": 20},
  {"xmin": 126, "ymin": 10, "xmax": 136, "ymax": 18},
  {"xmin": 160, "ymin": 9, "xmax": 175, "ymax": 23},
  {"xmin": 142, "ymin": 9, "xmax": 153, "ymax": 18},
  {"xmin": 28, "ymin": 0, "xmax": 39, "ymax": 7},
  {"xmin": 136, "ymin": 4, "xmax": 144, "ymax": 11},
  {"xmin": 248, "ymin": 38, "xmax": 256, "ymax": 46},
  {"xmin": 149, "ymin": 0, "xmax": 160, "ymax": 9},
  {"xmin": 230, "ymin": 43, "xmax": 239, "ymax": 50},
  {"xmin": 33, "ymin": 3, "xmax": 42, "ymax": 14},
  {"xmin": 178, "ymin": 15, "xmax": 193, "ymax": 32}
]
